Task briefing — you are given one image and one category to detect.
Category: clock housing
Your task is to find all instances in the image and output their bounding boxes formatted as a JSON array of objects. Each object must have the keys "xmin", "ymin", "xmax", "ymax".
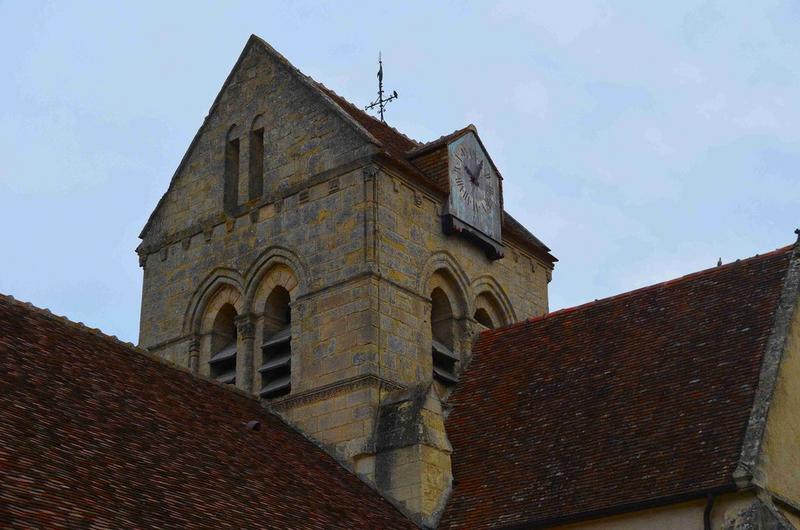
[{"xmin": 443, "ymin": 131, "xmax": 504, "ymax": 259}]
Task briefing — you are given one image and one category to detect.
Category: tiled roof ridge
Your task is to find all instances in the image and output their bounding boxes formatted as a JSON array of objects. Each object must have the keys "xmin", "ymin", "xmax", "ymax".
[
  {"xmin": 0, "ymin": 292, "xmax": 260, "ymax": 402},
  {"xmin": 313, "ymin": 81, "xmax": 422, "ymax": 148},
  {"xmin": 406, "ymin": 125, "xmax": 476, "ymax": 156},
  {"xmin": 0, "ymin": 293, "xmax": 142, "ymax": 351},
  {"xmin": 481, "ymin": 243, "xmax": 795, "ymax": 339}
]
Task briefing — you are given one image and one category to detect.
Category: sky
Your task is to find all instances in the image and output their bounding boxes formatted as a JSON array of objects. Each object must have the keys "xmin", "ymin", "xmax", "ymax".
[{"xmin": 1, "ymin": 1, "xmax": 798, "ymax": 343}]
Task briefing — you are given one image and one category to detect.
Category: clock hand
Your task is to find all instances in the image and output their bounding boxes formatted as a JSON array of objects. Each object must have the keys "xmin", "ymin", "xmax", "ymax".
[
  {"xmin": 471, "ymin": 161, "xmax": 482, "ymax": 186},
  {"xmin": 464, "ymin": 164, "xmax": 474, "ymax": 181}
]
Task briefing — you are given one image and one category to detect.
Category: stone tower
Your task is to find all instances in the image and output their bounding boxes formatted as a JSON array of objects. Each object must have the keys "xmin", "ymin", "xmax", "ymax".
[{"xmin": 137, "ymin": 35, "xmax": 555, "ymax": 526}]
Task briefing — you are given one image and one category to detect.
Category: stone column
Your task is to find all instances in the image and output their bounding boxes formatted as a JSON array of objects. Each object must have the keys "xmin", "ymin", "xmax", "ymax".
[
  {"xmin": 236, "ymin": 314, "xmax": 256, "ymax": 394},
  {"xmin": 188, "ymin": 336, "xmax": 200, "ymax": 374}
]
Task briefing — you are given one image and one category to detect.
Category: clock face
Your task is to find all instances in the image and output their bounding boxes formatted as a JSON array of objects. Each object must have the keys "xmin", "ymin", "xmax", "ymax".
[{"xmin": 447, "ymin": 133, "xmax": 501, "ymax": 242}]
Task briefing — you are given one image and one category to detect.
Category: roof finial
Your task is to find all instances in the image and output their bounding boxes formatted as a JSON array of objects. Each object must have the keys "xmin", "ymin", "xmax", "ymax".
[
  {"xmin": 795, "ymin": 228, "xmax": 800, "ymax": 242},
  {"xmin": 364, "ymin": 52, "xmax": 398, "ymax": 122}
]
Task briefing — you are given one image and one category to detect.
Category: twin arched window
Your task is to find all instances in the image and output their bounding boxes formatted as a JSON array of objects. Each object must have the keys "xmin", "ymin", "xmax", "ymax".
[
  {"xmin": 202, "ymin": 283, "xmax": 292, "ymax": 398},
  {"xmin": 224, "ymin": 116, "xmax": 266, "ymax": 214},
  {"xmin": 428, "ymin": 281, "xmax": 509, "ymax": 386}
]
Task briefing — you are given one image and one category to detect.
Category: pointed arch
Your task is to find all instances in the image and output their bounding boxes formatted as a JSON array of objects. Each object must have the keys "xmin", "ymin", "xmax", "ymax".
[
  {"xmin": 471, "ymin": 275, "xmax": 517, "ymax": 327},
  {"xmin": 418, "ymin": 251, "xmax": 472, "ymax": 318},
  {"xmin": 244, "ymin": 246, "xmax": 309, "ymax": 307},
  {"xmin": 183, "ymin": 268, "xmax": 245, "ymax": 335},
  {"xmin": 245, "ymin": 247, "xmax": 306, "ymax": 400},
  {"xmin": 251, "ymin": 113, "xmax": 265, "ymax": 130}
]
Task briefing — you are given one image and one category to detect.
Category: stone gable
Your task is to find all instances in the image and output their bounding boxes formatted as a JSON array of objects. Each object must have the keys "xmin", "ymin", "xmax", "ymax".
[{"xmin": 140, "ymin": 36, "xmax": 377, "ymax": 250}]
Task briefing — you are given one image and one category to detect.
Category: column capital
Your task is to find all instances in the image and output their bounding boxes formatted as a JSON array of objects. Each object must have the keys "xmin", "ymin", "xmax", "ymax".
[{"xmin": 235, "ymin": 314, "xmax": 256, "ymax": 339}]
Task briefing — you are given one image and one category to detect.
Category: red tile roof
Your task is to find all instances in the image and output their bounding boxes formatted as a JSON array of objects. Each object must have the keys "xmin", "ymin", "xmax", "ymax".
[
  {"xmin": 0, "ymin": 295, "xmax": 414, "ymax": 530},
  {"xmin": 440, "ymin": 245, "xmax": 796, "ymax": 529},
  {"xmin": 316, "ymin": 83, "xmax": 419, "ymax": 159}
]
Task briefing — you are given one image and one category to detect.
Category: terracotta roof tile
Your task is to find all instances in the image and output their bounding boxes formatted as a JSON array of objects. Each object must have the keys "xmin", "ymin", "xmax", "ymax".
[
  {"xmin": 315, "ymin": 83, "xmax": 419, "ymax": 159},
  {"xmin": 440, "ymin": 245, "xmax": 795, "ymax": 529},
  {"xmin": 0, "ymin": 294, "xmax": 414, "ymax": 530}
]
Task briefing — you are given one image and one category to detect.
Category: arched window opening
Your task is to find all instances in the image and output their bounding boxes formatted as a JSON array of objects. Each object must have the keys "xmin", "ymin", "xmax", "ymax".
[
  {"xmin": 259, "ymin": 286, "xmax": 291, "ymax": 398},
  {"xmin": 474, "ymin": 308, "xmax": 495, "ymax": 330},
  {"xmin": 209, "ymin": 303, "xmax": 237, "ymax": 385},
  {"xmin": 431, "ymin": 287, "xmax": 458, "ymax": 385},
  {"xmin": 474, "ymin": 290, "xmax": 508, "ymax": 330},
  {"xmin": 224, "ymin": 126, "xmax": 240, "ymax": 214},
  {"xmin": 248, "ymin": 118, "xmax": 264, "ymax": 201}
]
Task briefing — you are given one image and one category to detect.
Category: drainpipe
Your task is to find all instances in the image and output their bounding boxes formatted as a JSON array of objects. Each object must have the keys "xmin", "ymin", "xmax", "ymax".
[{"xmin": 703, "ymin": 493, "xmax": 715, "ymax": 530}]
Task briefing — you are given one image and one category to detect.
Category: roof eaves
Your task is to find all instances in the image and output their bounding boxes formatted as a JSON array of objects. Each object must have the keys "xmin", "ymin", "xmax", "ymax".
[
  {"xmin": 498, "ymin": 485, "xmax": 738, "ymax": 530},
  {"xmin": 502, "ymin": 212, "xmax": 556, "ymax": 262},
  {"xmin": 373, "ymin": 151, "xmax": 448, "ymax": 196}
]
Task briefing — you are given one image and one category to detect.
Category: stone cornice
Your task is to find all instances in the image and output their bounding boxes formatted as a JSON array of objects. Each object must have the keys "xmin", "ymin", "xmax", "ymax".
[
  {"xmin": 138, "ymin": 156, "xmax": 373, "ymax": 257},
  {"xmin": 268, "ymin": 374, "xmax": 403, "ymax": 411}
]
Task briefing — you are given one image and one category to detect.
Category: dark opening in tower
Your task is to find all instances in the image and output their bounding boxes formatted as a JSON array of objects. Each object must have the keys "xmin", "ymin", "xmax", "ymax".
[
  {"xmin": 209, "ymin": 303, "xmax": 237, "ymax": 385},
  {"xmin": 259, "ymin": 286, "xmax": 291, "ymax": 398},
  {"xmin": 431, "ymin": 287, "xmax": 459, "ymax": 385},
  {"xmin": 474, "ymin": 308, "xmax": 494, "ymax": 329},
  {"xmin": 224, "ymin": 135, "xmax": 240, "ymax": 214},
  {"xmin": 249, "ymin": 127, "xmax": 264, "ymax": 201}
]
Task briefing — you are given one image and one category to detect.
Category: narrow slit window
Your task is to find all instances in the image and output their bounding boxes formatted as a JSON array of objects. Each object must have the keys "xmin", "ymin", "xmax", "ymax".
[
  {"xmin": 249, "ymin": 128, "xmax": 264, "ymax": 201},
  {"xmin": 259, "ymin": 287, "xmax": 291, "ymax": 399},
  {"xmin": 224, "ymin": 136, "xmax": 240, "ymax": 213}
]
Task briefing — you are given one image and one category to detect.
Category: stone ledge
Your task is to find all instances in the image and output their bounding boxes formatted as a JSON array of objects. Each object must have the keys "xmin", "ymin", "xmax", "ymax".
[
  {"xmin": 269, "ymin": 373, "xmax": 403, "ymax": 411},
  {"xmin": 137, "ymin": 155, "xmax": 373, "ymax": 257}
]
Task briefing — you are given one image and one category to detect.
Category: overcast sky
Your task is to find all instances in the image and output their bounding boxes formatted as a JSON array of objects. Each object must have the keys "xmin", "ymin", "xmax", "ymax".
[{"xmin": 2, "ymin": 1, "xmax": 798, "ymax": 343}]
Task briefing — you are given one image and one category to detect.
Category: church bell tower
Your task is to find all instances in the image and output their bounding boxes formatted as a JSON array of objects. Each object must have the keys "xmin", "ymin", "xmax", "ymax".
[{"xmin": 137, "ymin": 35, "xmax": 555, "ymax": 526}]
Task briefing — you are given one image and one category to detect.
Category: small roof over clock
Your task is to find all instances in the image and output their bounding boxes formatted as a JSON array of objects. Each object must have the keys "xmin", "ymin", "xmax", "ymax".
[
  {"xmin": 303, "ymin": 84, "xmax": 556, "ymax": 265},
  {"xmin": 407, "ymin": 124, "xmax": 503, "ymax": 178},
  {"xmin": 408, "ymin": 125, "xmax": 506, "ymax": 260}
]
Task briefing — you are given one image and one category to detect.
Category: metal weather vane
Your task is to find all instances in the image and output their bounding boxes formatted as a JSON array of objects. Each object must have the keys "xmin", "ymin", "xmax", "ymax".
[{"xmin": 365, "ymin": 52, "xmax": 398, "ymax": 122}]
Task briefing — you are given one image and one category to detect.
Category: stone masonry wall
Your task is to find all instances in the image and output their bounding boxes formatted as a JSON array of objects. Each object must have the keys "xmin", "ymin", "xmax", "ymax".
[
  {"xmin": 371, "ymin": 164, "xmax": 551, "ymax": 385},
  {"xmin": 136, "ymin": 36, "xmax": 553, "ymax": 526},
  {"xmin": 139, "ymin": 41, "xmax": 376, "ymax": 352}
]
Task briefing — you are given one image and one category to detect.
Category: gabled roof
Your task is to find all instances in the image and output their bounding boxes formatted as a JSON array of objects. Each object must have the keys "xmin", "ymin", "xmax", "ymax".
[
  {"xmin": 316, "ymin": 83, "xmax": 419, "ymax": 159},
  {"xmin": 139, "ymin": 35, "xmax": 388, "ymax": 241},
  {"xmin": 441, "ymin": 244, "xmax": 798, "ymax": 529},
  {"xmin": 139, "ymin": 35, "xmax": 555, "ymax": 263},
  {"xmin": 406, "ymin": 125, "xmax": 506, "ymax": 186},
  {"xmin": 0, "ymin": 294, "xmax": 414, "ymax": 529}
]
